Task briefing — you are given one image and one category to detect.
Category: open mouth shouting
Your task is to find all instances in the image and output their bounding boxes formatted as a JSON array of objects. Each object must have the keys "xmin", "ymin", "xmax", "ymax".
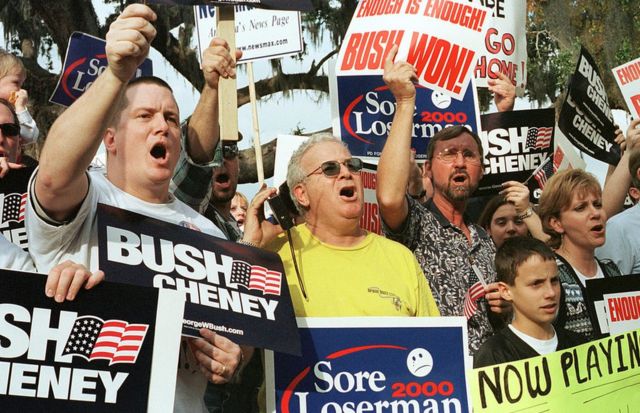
[
  {"xmin": 590, "ymin": 223, "xmax": 605, "ymax": 237},
  {"xmin": 339, "ymin": 185, "xmax": 357, "ymax": 201},
  {"xmin": 150, "ymin": 142, "xmax": 168, "ymax": 161}
]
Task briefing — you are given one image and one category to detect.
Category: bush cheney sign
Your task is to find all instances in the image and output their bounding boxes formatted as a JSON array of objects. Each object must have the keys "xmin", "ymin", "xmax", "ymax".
[
  {"xmin": 0, "ymin": 270, "xmax": 183, "ymax": 412},
  {"xmin": 97, "ymin": 204, "xmax": 300, "ymax": 355}
]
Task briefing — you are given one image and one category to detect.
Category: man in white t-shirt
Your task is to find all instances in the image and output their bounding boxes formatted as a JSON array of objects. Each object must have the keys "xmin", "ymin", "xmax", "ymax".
[{"xmin": 26, "ymin": 4, "xmax": 243, "ymax": 412}]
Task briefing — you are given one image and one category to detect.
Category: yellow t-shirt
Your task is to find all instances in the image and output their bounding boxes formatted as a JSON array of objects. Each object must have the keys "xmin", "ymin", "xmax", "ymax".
[{"xmin": 265, "ymin": 224, "xmax": 440, "ymax": 317}]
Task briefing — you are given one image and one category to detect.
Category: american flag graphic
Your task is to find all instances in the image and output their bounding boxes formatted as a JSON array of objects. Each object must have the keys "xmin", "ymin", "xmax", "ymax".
[
  {"xmin": 0, "ymin": 192, "xmax": 26, "ymax": 225},
  {"xmin": 62, "ymin": 316, "xmax": 149, "ymax": 365},
  {"xmin": 534, "ymin": 160, "xmax": 556, "ymax": 190},
  {"xmin": 463, "ymin": 281, "xmax": 486, "ymax": 319},
  {"xmin": 525, "ymin": 126, "xmax": 553, "ymax": 150},
  {"xmin": 230, "ymin": 260, "xmax": 282, "ymax": 296}
]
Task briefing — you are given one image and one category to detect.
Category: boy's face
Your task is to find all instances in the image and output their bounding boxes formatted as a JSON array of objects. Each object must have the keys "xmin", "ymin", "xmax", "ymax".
[
  {"xmin": 0, "ymin": 68, "xmax": 26, "ymax": 101},
  {"xmin": 500, "ymin": 255, "xmax": 560, "ymax": 329}
]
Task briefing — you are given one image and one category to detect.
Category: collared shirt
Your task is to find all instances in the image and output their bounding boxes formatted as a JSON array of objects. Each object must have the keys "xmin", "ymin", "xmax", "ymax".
[
  {"xmin": 383, "ymin": 196, "xmax": 497, "ymax": 355},
  {"xmin": 205, "ymin": 204, "xmax": 243, "ymax": 242},
  {"xmin": 170, "ymin": 124, "xmax": 223, "ymax": 213}
]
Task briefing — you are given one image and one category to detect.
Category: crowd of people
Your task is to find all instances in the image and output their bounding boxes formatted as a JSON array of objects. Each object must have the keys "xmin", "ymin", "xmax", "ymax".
[{"xmin": 1, "ymin": 3, "xmax": 639, "ymax": 412}]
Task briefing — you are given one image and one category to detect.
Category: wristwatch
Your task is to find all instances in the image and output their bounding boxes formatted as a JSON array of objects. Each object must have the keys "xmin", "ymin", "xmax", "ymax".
[{"xmin": 517, "ymin": 206, "xmax": 534, "ymax": 220}]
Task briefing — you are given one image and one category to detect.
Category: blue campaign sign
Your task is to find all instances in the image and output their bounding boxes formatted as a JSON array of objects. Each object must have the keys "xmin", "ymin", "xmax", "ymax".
[
  {"xmin": 266, "ymin": 317, "xmax": 470, "ymax": 413},
  {"xmin": 50, "ymin": 32, "xmax": 153, "ymax": 107},
  {"xmin": 335, "ymin": 75, "xmax": 480, "ymax": 160}
]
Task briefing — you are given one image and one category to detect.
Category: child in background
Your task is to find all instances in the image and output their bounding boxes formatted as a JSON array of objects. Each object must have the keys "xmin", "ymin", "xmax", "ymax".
[
  {"xmin": 0, "ymin": 49, "xmax": 39, "ymax": 147},
  {"xmin": 474, "ymin": 236, "xmax": 585, "ymax": 368},
  {"xmin": 230, "ymin": 191, "xmax": 248, "ymax": 232}
]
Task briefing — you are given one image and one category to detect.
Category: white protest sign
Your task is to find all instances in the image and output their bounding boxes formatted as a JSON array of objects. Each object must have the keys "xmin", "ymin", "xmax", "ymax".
[
  {"xmin": 554, "ymin": 127, "xmax": 586, "ymax": 171},
  {"xmin": 194, "ymin": 5, "xmax": 303, "ymax": 63},
  {"xmin": 605, "ymin": 291, "xmax": 640, "ymax": 336},
  {"xmin": 470, "ymin": 0, "xmax": 527, "ymax": 90},
  {"xmin": 273, "ymin": 134, "xmax": 309, "ymax": 187},
  {"xmin": 336, "ymin": 0, "xmax": 491, "ymax": 100},
  {"xmin": 612, "ymin": 56, "xmax": 640, "ymax": 119}
]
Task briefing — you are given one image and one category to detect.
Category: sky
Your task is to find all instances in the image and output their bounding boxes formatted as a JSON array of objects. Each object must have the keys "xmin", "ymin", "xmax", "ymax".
[{"xmin": 0, "ymin": 1, "xmax": 631, "ymax": 200}]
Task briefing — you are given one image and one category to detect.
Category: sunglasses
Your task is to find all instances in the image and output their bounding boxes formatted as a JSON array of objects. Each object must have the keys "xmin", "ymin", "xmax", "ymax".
[
  {"xmin": 222, "ymin": 144, "xmax": 239, "ymax": 159},
  {"xmin": 306, "ymin": 158, "xmax": 363, "ymax": 177},
  {"xmin": 0, "ymin": 123, "xmax": 19, "ymax": 137}
]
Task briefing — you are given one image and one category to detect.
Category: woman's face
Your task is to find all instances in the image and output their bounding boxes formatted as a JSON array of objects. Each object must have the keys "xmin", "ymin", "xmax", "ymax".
[
  {"xmin": 553, "ymin": 190, "xmax": 607, "ymax": 252},
  {"xmin": 488, "ymin": 203, "xmax": 528, "ymax": 248}
]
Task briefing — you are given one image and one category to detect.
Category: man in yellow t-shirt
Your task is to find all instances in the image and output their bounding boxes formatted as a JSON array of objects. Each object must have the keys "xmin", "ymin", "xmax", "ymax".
[{"xmin": 244, "ymin": 134, "xmax": 439, "ymax": 318}]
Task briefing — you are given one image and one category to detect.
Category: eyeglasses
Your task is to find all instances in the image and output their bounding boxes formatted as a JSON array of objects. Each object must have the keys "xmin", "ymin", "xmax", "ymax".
[
  {"xmin": 435, "ymin": 148, "xmax": 481, "ymax": 165},
  {"xmin": 222, "ymin": 144, "xmax": 238, "ymax": 159},
  {"xmin": 0, "ymin": 123, "xmax": 19, "ymax": 137},
  {"xmin": 306, "ymin": 158, "xmax": 363, "ymax": 177}
]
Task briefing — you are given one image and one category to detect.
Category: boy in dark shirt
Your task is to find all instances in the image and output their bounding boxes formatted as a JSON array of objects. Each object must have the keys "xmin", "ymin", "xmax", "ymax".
[{"xmin": 474, "ymin": 236, "xmax": 585, "ymax": 368}]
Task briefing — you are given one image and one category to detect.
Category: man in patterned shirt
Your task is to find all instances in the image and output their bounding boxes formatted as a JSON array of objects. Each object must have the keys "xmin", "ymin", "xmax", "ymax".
[{"xmin": 376, "ymin": 47, "xmax": 505, "ymax": 355}]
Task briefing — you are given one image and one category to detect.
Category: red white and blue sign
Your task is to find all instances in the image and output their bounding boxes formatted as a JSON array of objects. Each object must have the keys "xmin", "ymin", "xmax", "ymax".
[
  {"xmin": 334, "ymin": 75, "xmax": 480, "ymax": 160},
  {"xmin": 97, "ymin": 204, "xmax": 300, "ymax": 356},
  {"xmin": 266, "ymin": 317, "xmax": 470, "ymax": 413},
  {"xmin": 0, "ymin": 270, "xmax": 183, "ymax": 412},
  {"xmin": 50, "ymin": 32, "xmax": 153, "ymax": 107}
]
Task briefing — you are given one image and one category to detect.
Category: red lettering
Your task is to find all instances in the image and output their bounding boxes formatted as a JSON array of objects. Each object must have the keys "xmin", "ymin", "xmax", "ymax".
[
  {"xmin": 485, "ymin": 28, "xmax": 515, "ymax": 56},
  {"xmin": 405, "ymin": 0, "xmax": 421, "ymax": 14},
  {"xmin": 361, "ymin": 171, "xmax": 377, "ymax": 190},
  {"xmin": 406, "ymin": 382, "xmax": 421, "ymax": 397},
  {"xmin": 420, "ymin": 111, "xmax": 468, "ymax": 123},
  {"xmin": 341, "ymin": 31, "xmax": 404, "ymax": 71},
  {"xmin": 391, "ymin": 381, "xmax": 455, "ymax": 398},
  {"xmin": 406, "ymin": 32, "xmax": 474, "ymax": 95},
  {"xmin": 632, "ymin": 94, "xmax": 640, "ymax": 116},
  {"xmin": 357, "ymin": 0, "xmax": 403, "ymax": 17},
  {"xmin": 617, "ymin": 61, "xmax": 640, "ymax": 85},
  {"xmin": 423, "ymin": 0, "xmax": 486, "ymax": 31},
  {"xmin": 360, "ymin": 202, "xmax": 381, "ymax": 234},
  {"xmin": 341, "ymin": 33, "xmax": 363, "ymax": 70},
  {"xmin": 391, "ymin": 382, "xmax": 405, "ymax": 397},
  {"xmin": 609, "ymin": 297, "xmax": 619, "ymax": 322}
]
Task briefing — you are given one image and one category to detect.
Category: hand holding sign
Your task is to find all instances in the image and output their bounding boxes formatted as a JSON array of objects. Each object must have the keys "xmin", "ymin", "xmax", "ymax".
[
  {"xmin": 499, "ymin": 180, "xmax": 531, "ymax": 216},
  {"xmin": 190, "ymin": 328, "xmax": 243, "ymax": 384},
  {"xmin": 45, "ymin": 260, "xmax": 105, "ymax": 303},
  {"xmin": 105, "ymin": 4, "xmax": 157, "ymax": 83},
  {"xmin": 627, "ymin": 119, "xmax": 640, "ymax": 152},
  {"xmin": 487, "ymin": 71, "xmax": 516, "ymax": 112},
  {"xmin": 383, "ymin": 44, "xmax": 417, "ymax": 104},
  {"xmin": 202, "ymin": 37, "xmax": 242, "ymax": 89}
]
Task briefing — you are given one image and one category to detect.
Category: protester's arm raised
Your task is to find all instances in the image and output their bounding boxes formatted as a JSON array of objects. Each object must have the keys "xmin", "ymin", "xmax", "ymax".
[
  {"xmin": 377, "ymin": 45, "xmax": 417, "ymax": 230},
  {"xmin": 487, "ymin": 72, "xmax": 516, "ymax": 113},
  {"xmin": 603, "ymin": 119, "xmax": 640, "ymax": 218},
  {"xmin": 35, "ymin": 4, "xmax": 156, "ymax": 221},
  {"xmin": 185, "ymin": 38, "xmax": 242, "ymax": 163}
]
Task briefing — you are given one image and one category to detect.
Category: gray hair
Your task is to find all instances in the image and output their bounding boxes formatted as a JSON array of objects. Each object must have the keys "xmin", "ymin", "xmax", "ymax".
[{"xmin": 286, "ymin": 133, "xmax": 348, "ymax": 214}]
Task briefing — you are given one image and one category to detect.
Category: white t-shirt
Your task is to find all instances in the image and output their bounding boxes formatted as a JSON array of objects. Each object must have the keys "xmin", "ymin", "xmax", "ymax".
[
  {"xmin": 509, "ymin": 324, "xmax": 558, "ymax": 355},
  {"xmin": 0, "ymin": 236, "xmax": 35, "ymax": 272},
  {"xmin": 27, "ymin": 168, "xmax": 226, "ymax": 413},
  {"xmin": 27, "ymin": 168, "xmax": 225, "ymax": 272},
  {"xmin": 574, "ymin": 264, "xmax": 605, "ymax": 287}
]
